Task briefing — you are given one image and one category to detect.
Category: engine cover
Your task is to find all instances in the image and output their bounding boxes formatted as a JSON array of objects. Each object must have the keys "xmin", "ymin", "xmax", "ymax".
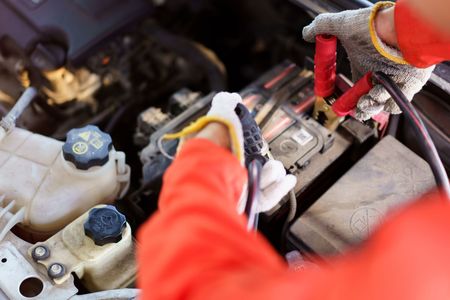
[{"xmin": 0, "ymin": 0, "xmax": 150, "ymax": 65}]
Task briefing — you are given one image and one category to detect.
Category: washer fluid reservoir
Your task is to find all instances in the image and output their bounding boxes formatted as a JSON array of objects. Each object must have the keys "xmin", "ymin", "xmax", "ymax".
[{"xmin": 0, "ymin": 125, "xmax": 130, "ymax": 241}]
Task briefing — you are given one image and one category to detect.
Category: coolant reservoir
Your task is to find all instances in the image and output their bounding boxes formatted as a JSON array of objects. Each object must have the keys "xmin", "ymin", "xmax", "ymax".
[
  {"xmin": 29, "ymin": 205, "xmax": 135, "ymax": 291},
  {"xmin": 0, "ymin": 125, "xmax": 130, "ymax": 240}
]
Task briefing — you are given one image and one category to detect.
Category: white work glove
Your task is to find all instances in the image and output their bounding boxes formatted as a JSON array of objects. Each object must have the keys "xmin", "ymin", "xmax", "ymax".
[
  {"xmin": 206, "ymin": 92, "xmax": 245, "ymax": 165},
  {"xmin": 257, "ymin": 160, "xmax": 297, "ymax": 213},
  {"xmin": 302, "ymin": 2, "xmax": 434, "ymax": 120},
  {"xmin": 209, "ymin": 94, "xmax": 297, "ymax": 213},
  {"xmin": 209, "ymin": 93, "xmax": 296, "ymax": 213},
  {"xmin": 166, "ymin": 91, "xmax": 296, "ymax": 213},
  {"xmin": 237, "ymin": 160, "xmax": 297, "ymax": 214},
  {"xmin": 164, "ymin": 92, "xmax": 245, "ymax": 164}
]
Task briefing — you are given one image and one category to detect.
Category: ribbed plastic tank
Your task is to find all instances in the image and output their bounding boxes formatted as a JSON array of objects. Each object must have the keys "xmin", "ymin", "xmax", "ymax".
[{"xmin": 0, "ymin": 126, "xmax": 130, "ymax": 241}]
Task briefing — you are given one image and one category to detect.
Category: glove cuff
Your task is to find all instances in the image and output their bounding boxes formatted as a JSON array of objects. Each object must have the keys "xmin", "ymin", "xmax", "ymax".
[{"xmin": 369, "ymin": 1, "xmax": 409, "ymax": 65}]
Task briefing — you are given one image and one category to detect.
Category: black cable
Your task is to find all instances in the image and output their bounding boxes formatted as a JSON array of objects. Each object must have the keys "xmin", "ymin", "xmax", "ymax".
[
  {"xmin": 245, "ymin": 159, "xmax": 263, "ymax": 231},
  {"xmin": 386, "ymin": 113, "xmax": 400, "ymax": 137},
  {"xmin": 372, "ymin": 71, "xmax": 450, "ymax": 198}
]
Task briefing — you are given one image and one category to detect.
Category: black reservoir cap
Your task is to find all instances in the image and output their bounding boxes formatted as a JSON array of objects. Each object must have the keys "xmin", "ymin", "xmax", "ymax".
[
  {"xmin": 62, "ymin": 125, "xmax": 112, "ymax": 170},
  {"xmin": 84, "ymin": 206, "xmax": 126, "ymax": 246}
]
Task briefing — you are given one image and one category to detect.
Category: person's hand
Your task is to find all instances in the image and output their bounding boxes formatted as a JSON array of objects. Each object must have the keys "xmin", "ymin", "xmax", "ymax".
[
  {"xmin": 207, "ymin": 93, "xmax": 296, "ymax": 214},
  {"xmin": 205, "ymin": 93, "xmax": 297, "ymax": 213},
  {"xmin": 302, "ymin": 2, "xmax": 434, "ymax": 120},
  {"xmin": 237, "ymin": 159, "xmax": 297, "ymax": 214},
  {"xmin": 164, "ymin": 92, "xmax": 245, "ymax": 164},
  {"xmin": 205, "ymin": 92, "xmax": 245, "ymax": 164},
  {"xmin": 166, "ymin": 92, "xmax": 296, "ymax": 212},
  {"xmin": 257, "ymin": 160, "xmax": 296, "ymax": 213}
]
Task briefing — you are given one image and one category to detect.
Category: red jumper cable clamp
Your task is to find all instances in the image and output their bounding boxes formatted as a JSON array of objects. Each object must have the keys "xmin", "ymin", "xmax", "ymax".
[{"xmin": 312, "ymin": 34, "xmax": 374, "ymax": 130}]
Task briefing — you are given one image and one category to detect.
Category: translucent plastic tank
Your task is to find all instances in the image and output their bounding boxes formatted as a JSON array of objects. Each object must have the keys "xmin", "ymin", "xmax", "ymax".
[{"xmin": 0, "ymin": 125, "xmax": 130, "ymax": 241}]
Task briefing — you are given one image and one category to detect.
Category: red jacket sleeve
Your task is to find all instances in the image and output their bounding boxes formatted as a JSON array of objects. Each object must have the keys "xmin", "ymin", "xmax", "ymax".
[
  {"xmin": 395, "ymin": 0, "xmax": 450, "ymax": 67},
  {"xmin": 137, "ymin": 138, "xmax": 450, "ymax": 300},
  {"xmin": 137, "ymin": 139, "xmax": 287, "ymax": 299}
]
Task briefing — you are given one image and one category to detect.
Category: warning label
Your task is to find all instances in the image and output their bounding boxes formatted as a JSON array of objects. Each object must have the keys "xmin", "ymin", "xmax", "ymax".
[
  {"xmin": 89, "ymin": 138, "xmax": 104, "ymax": 150},
  {"xmin": 72, "ymin": 141, "xmax": 89, "ymax": 155},
  {"xmin": 78, "ymin": 131, "xmax": 91, "ymax": 141}
]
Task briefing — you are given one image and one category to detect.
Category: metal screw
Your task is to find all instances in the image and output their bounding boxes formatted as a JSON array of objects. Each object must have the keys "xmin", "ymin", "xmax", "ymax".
[
  {"xmin": 31, "ymin": 246, "xmax": 50, "ymax": 261},
  {"xmin": 47, "ymin": 263, "xmax": 65, "ymax": 279}
]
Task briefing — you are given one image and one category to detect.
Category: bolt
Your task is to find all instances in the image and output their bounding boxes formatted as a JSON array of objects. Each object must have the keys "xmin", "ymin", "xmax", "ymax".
[
  {"xmin": 47, "ymin": 263, "xmax": 65, "ymax": 279},
  {"xmin": 31, "ymin": 245, "xmax": 50, "ymax": 261},
  {"xmin": 34, "ymin": 247, "xmax": 46, "ymax": 257}
]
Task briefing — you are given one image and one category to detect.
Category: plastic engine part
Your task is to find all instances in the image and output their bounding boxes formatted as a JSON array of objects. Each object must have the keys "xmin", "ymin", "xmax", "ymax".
[
  {"xmin": 84, "ymin": 206, "xmax": 126, "ymax": 246},
  {"xmin": 63, "ymin": 125, "xmax": 113, "ymax": 170},
  {"xmin": 0, "ymin": 0, "xmax": 151, "ymax": 64}
]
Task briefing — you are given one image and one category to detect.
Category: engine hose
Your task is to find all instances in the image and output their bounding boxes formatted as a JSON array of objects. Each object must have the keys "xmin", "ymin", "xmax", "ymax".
[
  {"xmin": 142, "ymin": 23, "xmax": 227, "ymax": 91},
  {"xmin": 0, "ymin": 87, "xmax": 37, "ymax": 131}
]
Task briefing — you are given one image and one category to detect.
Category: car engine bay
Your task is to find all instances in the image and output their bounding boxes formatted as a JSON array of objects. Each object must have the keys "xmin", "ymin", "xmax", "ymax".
[{"xmin": 0, "ymin": 0, "xmax": 448, "ymax": 298}]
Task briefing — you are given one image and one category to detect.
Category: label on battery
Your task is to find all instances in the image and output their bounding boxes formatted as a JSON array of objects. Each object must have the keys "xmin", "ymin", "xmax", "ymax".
[{"xmin": 291, "ymin": 128, "xmax": 313, "ymax": 146}]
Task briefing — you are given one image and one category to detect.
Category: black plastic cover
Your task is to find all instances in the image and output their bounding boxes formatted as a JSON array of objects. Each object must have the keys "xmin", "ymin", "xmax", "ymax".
[
  {"xmin": 0, "ymin": 0, "xmax": 151, "ymax": 64},
  {"xmin": 62, "ymin": 125, "xmax": 112, "ymax": 170},
  {"xmin": 84, "ymin": 206, "xmax": 126, "ymax": 246}
]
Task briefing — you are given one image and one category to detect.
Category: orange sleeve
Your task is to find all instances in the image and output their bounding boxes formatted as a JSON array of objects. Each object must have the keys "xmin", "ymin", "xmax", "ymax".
[
  {"xmin": 395, "ymin": 0, "xmax": 450, "ymax": 67},
  {"xmin": 137, "ymin": 138, "xmax": 450, "ymax": 300},
  {"xmin": 136, "ymin": 139, "xmax": 287, "ymax": 300}
]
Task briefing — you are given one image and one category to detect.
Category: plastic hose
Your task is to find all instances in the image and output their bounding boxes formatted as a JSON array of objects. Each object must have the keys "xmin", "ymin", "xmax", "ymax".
[
  {"xmin": 0, "ymin": 87, "xmax": 37, "ymax": 132},
  {"xmin": 0, "ymin": 87, "xmax": 37, "ymax": 141}
]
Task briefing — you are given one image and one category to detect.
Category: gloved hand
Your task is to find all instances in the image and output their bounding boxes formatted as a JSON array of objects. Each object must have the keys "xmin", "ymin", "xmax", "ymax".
[
  {"xmin": 165, "ymin": 91, "xmax": 296, "ymax": 213},
  {"xmin": 206, "ymin": 92, "xmax": 245, "ymax": 164},
  {"xmin": 302, "ymin": 2, "xmax": 435, "ymax": 120},
  {"xmin": 210, "ymin": 93, "xmax": 297, "ymax": 214},
  {"xmin": 164, "ymin": 92, "xmax": 245, "ymax": 164},
  {"xmin": 237, "ymin": 159, "xmax": 297, "ymax": 214},
  {"xmin": 257, "ymin": 160, "xmax": 297, "ymax": 213}
]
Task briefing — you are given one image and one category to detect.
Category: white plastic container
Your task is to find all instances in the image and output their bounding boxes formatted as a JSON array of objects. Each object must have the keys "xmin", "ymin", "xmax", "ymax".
[
  {"xmin": 0, "ymin": 126, "xmax": 130, "ymax": 240},
  {"xmin": 30, "ymin": 205, "xmax": 135, "ymax": 292}
]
